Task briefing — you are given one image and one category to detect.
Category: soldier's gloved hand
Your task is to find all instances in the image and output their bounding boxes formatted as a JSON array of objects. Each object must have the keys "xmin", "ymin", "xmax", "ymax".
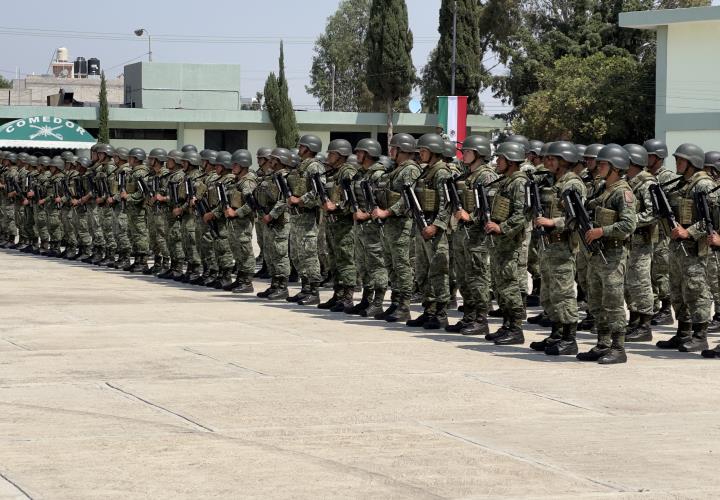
[{"xmin": 671, "ymin": 225, "xmax": 689, "ymax": 240}]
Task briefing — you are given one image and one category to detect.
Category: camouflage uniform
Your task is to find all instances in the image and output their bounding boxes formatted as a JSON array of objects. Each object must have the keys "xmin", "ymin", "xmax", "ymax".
[
  {"xmin": 164, "ymin": 166, "xmax": 186, "ymax": 275},
  {"xmin": 651, "ymin": 166, "xmax": 678, "ymax": 317},
  {"xmin": 126, "ymin": 161, "xmax": 151, "ymax": 267},
  {"xmin": 256, "ymin": 168, "xmax": 291, "ymax": 293},
  {"xmin": 148, "ymin": 166, "xmax": 170, "ymax": 271},
  {"xmin": 227, "ymin": 171, "xmax": 258, "ymax": 281},
  {"xmin": 182, "ymin": 164, "xmax": 203, "ymax": 280},
  {"xmin": 85, "ymin": 162, "xmax": 106, "ymax": 260}
]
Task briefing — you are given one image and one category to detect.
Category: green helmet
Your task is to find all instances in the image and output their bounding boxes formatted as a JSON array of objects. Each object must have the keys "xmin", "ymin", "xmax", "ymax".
[
  {"xmin": 389, "ymin": 133, "xmax": 417, "ymax": 153},
  {"xmin": 547, "ymin": 141, "xmax": 579, "ymax": 163},
  {"xmin": 316, "ymin": 152, "xmax": 328, "ymax": 164},
  {"xmin": 462, "ymin": 135, "xmax": 491, "ymax": 159},
  {"xmin": 115, "ymin": 147, "xmax": 129, "ymax": 160},
  {"xmin": 168, "ymin": 149, "xmax": 184, "ymax": 163},
  {"xmin": 181, "ymin": 144, "xmax": 198, "ymax": 153},
  {"xmin": 417, "ymin": 133, "xmax": 445, "ymax": 155},
  {"xmin": 623, "ymin": 144, "xmax": 648, "ymax": 167},
  {"xmin": 539, "ymin": 142, "xmax": 552, "ymax": 158},
  {"xmin": 256, "ymin": 147, "xmax": 272, "ymax": 159},
  {"xmin": 50, "ymin": 157, "xmax": 65, "ymax": 170},
  {"xmin": 584, "ymin": 143, "xmax": 604, "ymax": 159},
  {"xmin": 200, "ymin": 149, "xmax": 217, "ymax": 161},
  {"xmin": 183, "ymin": 151, "xmax": 201, "ymax": 166},
  {"xmin": 61, "ymin": 151, "xmax": 75, "ymax": 162},
  {"xmin": 270, "ymin": 147, "xmax": 293, "ymax": 167},
  {"xmin": 704, "ymin": 151, "xmax": 720, "ymax": 170},
  {"xmin": 504, "ymin": 134, "xmax": 530, "ymax": 154},
  {"xmin": 231, "ymin": 149, "xmax": 253, "ymax": 168},
  {"xmin": 643, "ymin": 139, "xmax": 668, "ymax": 159},
  {"xmin": 346, "ymin": 154, "xmax": 358, "ymax": 166},
  {"xmin": 291, "ymin": 151, "xmax": 301, "ymax": 167},
  {"xmin": 327, "ymin": 139, "xmax": 352, "ymax": 157},
  {"xmin": 5, "ymin": 152, "xmax": 17, "ymax": 163},
  {"xmin": 575, "ymin": 144, "xmax": 587, "ymax": 158},
  {"xmin": 298, "ymin": 134, "xmax": 322, "ymax": 153},
  {"xmin": 77, "ymin": 157, "xmax": 91, "ymax": 169},
  {"xmin": 18, "ymin": 152, "xmax": 28, "ymax": 162},
  {"xmin": 354, "ymin": 138, "xmax": 382, "ymax": 158},
  {"xmin": 27, "ymin": 156, "xmax": 38, "ymax": 167},
  {"xmin": 378, "ymin": 155, "xmax": 393, "ymax": 170},
  {"xmin": 596, "ymin": 144, "xmax": 630, "ymax": 171},
  {"xmin": 38, "ymin": 156, "xmax": 51, "ymax": 167},
  {"xmin": 443, "ymin": 141, "xmax": 457, "ymax": 159},
  {"xmin": 495, "ymin": 141, "xmax": 526, "ymax": 163},
  {"xmin": 214, "ymin": 151, "xmax": 232, "ymax": 169},
  {"xmin": 129, "ymin": 148, "xmax": 146, "ymax": 162},
  {"xmin": 528, "ymin": 140, "xmax": 544, "ymax": 155},
  {"xmin": 96, "ymin": 143, "xmax": 115, "ymax": 157},
  {"xmin": 148, "ymin": 148, "xmax": 167, "ymax": 163},
  {"xmin": 673, "ymin": 143, "xmax": 704, "ymax": 170}
]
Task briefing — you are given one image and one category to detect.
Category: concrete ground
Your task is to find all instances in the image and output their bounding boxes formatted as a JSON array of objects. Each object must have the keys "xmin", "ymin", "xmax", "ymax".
[{"xmin": 0, "ymin": 250, "xmax": 718, "ymax": 500}]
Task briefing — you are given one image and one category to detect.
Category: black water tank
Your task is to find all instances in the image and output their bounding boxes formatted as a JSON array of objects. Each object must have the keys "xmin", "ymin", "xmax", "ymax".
[
  {"xmin": 88, "ymin": 58, "xmax": 101, "ymax": 76},
  {"xmin": 74, "ymin": 57, "xmax": 87, "ymax": 78}
]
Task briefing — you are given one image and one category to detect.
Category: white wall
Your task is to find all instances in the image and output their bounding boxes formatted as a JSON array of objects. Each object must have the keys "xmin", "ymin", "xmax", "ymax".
[
  {"xmin": 665, "ymin": 130, "xmax": 720, "ymax": 169},
  {"xmin": 666, "ymin": 22, "xmax": 720, "ymax": 114}
]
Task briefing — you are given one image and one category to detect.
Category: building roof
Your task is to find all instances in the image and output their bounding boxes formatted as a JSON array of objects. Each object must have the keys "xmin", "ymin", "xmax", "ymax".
[{"xmin": 620, "ymin": 5, "xmax": 720, "ymax": 29}]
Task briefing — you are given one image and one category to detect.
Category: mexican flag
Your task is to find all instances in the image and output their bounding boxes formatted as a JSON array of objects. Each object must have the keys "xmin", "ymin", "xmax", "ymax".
[{"xmin": 437, "ymin": 95, "xmax": 467, "ymax": 158}]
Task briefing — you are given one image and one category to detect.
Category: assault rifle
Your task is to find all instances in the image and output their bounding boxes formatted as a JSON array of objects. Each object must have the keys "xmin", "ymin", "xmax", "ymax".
[
  {"xmin": 402, "ymin": 183, "xmax": 431, "ymax": 260},
  {"xmin": 74, "ymin": 177, "xmax": 88, "ymax": 213},
  {"xmin": 217, "ymin": 183, "xmax": 235, "ymax": 229},
  {"xmin": 473, "ymin": 181, "xmax": 495, "ymax": 247},
  {"xmin": 169, "ymin": 182, "xmax": 182, "ymax": 220},
  {"xmin": 360, "ymin": 179, "xmax": 384, "ymax": 235},
  {"xmin": 648, "ymin": 183, "xmax": 688, "ymax": 257},
  {"xmin": 118, "ymin": 171, "xmax": 127, "ymax": 211},
  {"xmin": 525, "ymin": 180, "xmax": 549, "ymax": 250},
  {"xmin": 446, "ymin": 177, "xmax": 469, "ymax": 239},
  {"xmin": 562, "ymin": 189, "xmax": 607, "ymax": 264},
  {"xmin": 341, "ymin": 177, "xmax": 361, "ymax": 230},
  {"xmin": 695, "ymin": 190, "xmax": 719, "ymax": 263},
  {"xmin": 273, "ymin": 172, "xmax": 298, "ymax": 215},
  {"xmin": 185, "ymin": 178, "xmax": 219, "ymax": 238},
  {"xmin": 310, "ymin": 172, "xmax": 334, "ymax": 222}
]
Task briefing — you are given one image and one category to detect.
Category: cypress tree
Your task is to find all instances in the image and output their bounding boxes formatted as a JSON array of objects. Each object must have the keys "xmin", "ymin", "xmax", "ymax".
[
  {"xmin": 366, "ymin": 0, "xmax": 415, "ymax": 148},
  {"xmin": 98, "ymin": 71, "xmax": 110, "ymax": 144},
  {"xmin": 264, "ymin": 41, "xmax": 299, "ymax": 148}
]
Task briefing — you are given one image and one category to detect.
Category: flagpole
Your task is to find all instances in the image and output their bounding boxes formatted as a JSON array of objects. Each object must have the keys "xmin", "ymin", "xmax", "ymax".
[{"xmin": 451, "ymin": 0, "xmax": 457, "ymax": 95}]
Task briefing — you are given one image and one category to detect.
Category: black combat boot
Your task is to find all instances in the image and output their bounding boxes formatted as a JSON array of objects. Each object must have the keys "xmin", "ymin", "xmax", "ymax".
[
  {"xmin": 526, "ymin": 278, "xmax": 541, "ymax": 307},
  {"xmin": 294, "ymin": 282, "xmax": 318, "ymax": 305},
  {"xmin": 81, "ymin": 246, "xmax": 96, "ymax": 263},
  {"xmin": 157, "ymin": 256, "xmax": 171, "ymax": 276},
  {"xmin": 528, "ymin": 310, "xmax": 548, "ymax": 324},
  {"xmin": 577, "ymin": 311, "xmax": 595, "ymax": 331},
  {"xmin": 129, "ymin": 255, "xmax": 147, "ymax": 273},
  {"xmin": 598, "ymin": 332, "xmax": 627, "ymax": 364},
  {"xmin": 232, "ymin": 274, "xmax": 255, "ymax": 294},
  {"xmin": 656, "ymin": 321, "xmax": 692, "ymax": 349},
  {"xmin": 679, "ymin": 323, "xmax": 709, "ymax": 352},
  {"xmin": 423, "ymin": 303, "xmax": 449, "ymax": 330},
  {"xmin": 625, "ymin": 313, "xmax": 653, "ymax": 342},
  {"xmin": 495, "ymin": 318, "xmax": 525, "ymax": 345},
  {"xmin": 486, "ymin": 314, "xmax": 510, "ymax": 341},
  {"xmin": 287, "ymin": 278, "xmax": 310, "ymax": 303},
  {"xmin": 461, "ymin": 312, "xmax": 490, "ymax": 337},
  {"xmin": 122, "ymin": 254, "xmax": 136, "ymax": 272},
  {"xmin": 577, "ymin": 332, "xmax": 612, "ymax": 361},
  {"xmin": 625, "ymin": 311, "xmax": 640, "ymax": 337},
  {"xmin": 330, "ymin": 286, "xmax": 354, "ymax": 312},
  {"xmin": 446, "ymin": 305, "xmax": 475, "ymax": 333},
  {"xmin": 254, "ymin": 260, "xmax": 269, "ymax": 279},
  {"xmin": 488, "ymin": 306, "xmax": 503, "ymax": 318},
  {"xmin": 701, "ymin": 343, "xmax": 720, "ymax": 358},
  {"xmin": 320, "ymin": 270, "xmax": 334, "ymax": 288},
  {"xmin": 651, "ymin": 298, "xmax": 673, "ymax": 325},
  {"xmin": 267, "ymin": 277, "xmax": 289, "ymax": 300},
  {"xmin": 91, "ymin": 247, "xmax": 105, "ymax": 265},
  {"xmin": 385, "ymin": 294, "xmax": 411, "ymax": 323},
  {"xmin": 318, "ymin": 286, "xmax": 341, "ymax": 309},
  {"xmin": 288, "ymin": 265, "xmax": 299, "ymax": 283},
  {"xmin": 406, "ymin": 304, "xmax": 432, "ymax": 328},
  {"xmin": 346, "ymin": 288, "xmax": 371, "ymax": 315},
  {"xmin": 116, "ymin": 252, "xmax": 131, "ymax": 271},
  {"xmin": 99, "ymin": 251, "xmax": 115, "ymax": 267},
  {"xmin": 157, "ymin": 264, "xmax": 175, "ymax": 279},
  {"xmin": 707, "ymin": 312, "xmax": 720, "ymax": 333},
  {"xmin": 219, "ymin": 268, "xmax": 235, "ymax": 291},
  {"xmin": 530, "ymin": 322, "xmax": 562, "ymax": 351},
  {"xmin": 202, "ymin": 269, "xmax": 218, "ymax": 287},
  {"xmin": 545, "ymin": 323, "xmax": 579, "ymax": 355},
  {"xmin": 188, "ymin": 265, "xmax": 206, "ymax": 285},
  {"xmin": 362, "ymin": 288, "xmax": 386, "ymax": 318},
  {"xmin": 375, "ymin": 290, "xmax": 398, "ymax": 320},
  {"xmin": 257, "ymin": 278, "xmax": 278, "ymax": 298}
]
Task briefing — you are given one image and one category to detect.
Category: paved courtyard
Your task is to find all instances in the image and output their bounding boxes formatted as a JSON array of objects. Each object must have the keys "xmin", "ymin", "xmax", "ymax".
[{"xmin": 0, "ymin": 249, "xmax": 718, "ymax": 499}]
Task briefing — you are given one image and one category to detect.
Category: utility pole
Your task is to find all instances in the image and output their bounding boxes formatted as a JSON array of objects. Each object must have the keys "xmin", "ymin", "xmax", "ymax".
[
  {"xmin": 331, "ymin": 64, "xmax": 336, "ymax": 111},
  {"xmin": 451, "ymin": 0, "xmax": 457, "ymax": 96}
]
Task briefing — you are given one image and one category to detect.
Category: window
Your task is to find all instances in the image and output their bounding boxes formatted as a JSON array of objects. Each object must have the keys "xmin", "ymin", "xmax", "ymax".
[
  {"xmin": 110, "ymin": 129, "xmax": 178, "ymax": 140},
  {"xmin": 376, "ymin": 132, "xmax": 423, "ymax": 156},
  {"xmin": 329, "ymin": 131, "xmax": 370, "ymax": 148},
  {"xmin": 204, "ymin": 130, "xmax": 248, "ymax": 152}
]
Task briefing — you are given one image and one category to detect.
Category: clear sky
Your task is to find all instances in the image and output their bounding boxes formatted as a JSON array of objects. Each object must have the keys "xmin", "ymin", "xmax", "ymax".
[{"xmin": 0, "ymin": 0, "xmax": 511, "ymax": 115}]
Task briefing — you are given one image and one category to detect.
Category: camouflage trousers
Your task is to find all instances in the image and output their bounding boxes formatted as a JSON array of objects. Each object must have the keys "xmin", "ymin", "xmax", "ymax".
[
  {"xmin": 15, "ymin": 203, "xmax": 27, "ymax": 242},
  {"xmin": 415, "ymin": 225, "xmax": 450, "ymax": 306},
  {"xmin": 576, "ymin": 247, "xmax": 590, "ymax": 304},
  {"xmin": 35, "ymin": 205, "xmax": 49, "ymax": 246},
  {"xmin": 198, "ymin": 216, "xmax": 218, "ymax": 272},
  {"xmin": 707, "ymin": 252, "xmax": 720, "ymax": 311},
  {"xmin": 210, "ymin": 218, "xmax": 234, "ymax": 272},
  {"xmin": 624, "ymin": 236, "xmax": 654, "ymax": 315},
  {"xmin": 60, "ymin": 208, "xmax": 74, "ymax": 250},
  {"xmin": 452, "ymin": 223, "xmax": 491, "ymax": 317},
  {"xmin": 22, "ymin": 205, "xmax": 36, "ymax": 245},
  {"xmin": 229, "ymin": 214, "xmax": 255, "ymax": 277},
  {"xmin": 114, "ymin": 208, "xmax": 131, "ymax": 255},
  {"xmin": 289, "ymin": 211, "xmax": 322, "ymax": 283},
  {"xmin": 489, "ymin": 234, "xmax": 525, "ymax": 322},
  {"xmin": 73, "ymin": 207, "xmax": 92, "ymax": 248},
  {"xmin": 46, "ymin": 206, "xmax": 63, "ymax": 244},
  {"xmin": 587, "ymin": 245, "xmax": 627, "ymax": 336},
  {"xmin": 516, "ymin": 227, "xmax": 532, "ymax": 294},
  {"xmin": 86, "ymin": 204, "xmax": 105, "ymax": 250},
  {"xmin": 318, "ymin": 215, "xmax": 332, "ymax": 278},
  {"xmin": 651, "ymin": 237, "xmax": 671, "ymax": 309},
  {"xmin": 166, "ymin": 213, "xmax": 185, "ymax": 269},
  {"xmin": 527, "ymin": 234, "xmax": 542, "ymax": 279},
  {"xmin": 382, "ymin": 216, "xmax": 414, "ymax": 296},
  {"xmin": 127, "ymin": 205, "xmax": 149, "ymax": 255},
  {"xmin": 669, "ymin": 239, "xmax": 712, "ymax": 324},
  {"xmin": 182, "ymin": 212, "xmax": 200, "ymax": 266},
  {"xmin": 100, "ymin": 205, "xmax": 116, "ymax": 254},
  {"xmin": 326, "ymin": 215, "xmax": 356, "ymax": 287},
  {"xmin": 261, "ymin": 217, "xmax": 289, "ymax": 279},
  {"xmin": 3, "ymin": 202, "xmax": 17, "ymax": 242},
  {"xmin": 149, "ymin": 207, "xmax": 169, "ymax": 259},
  {"xmin": 355, "ymin": 220, "xmax": 388, "ymax": 290},
  {"xmin": 539, "ymin": 237, "xmax": 579, "ymax": 324}
]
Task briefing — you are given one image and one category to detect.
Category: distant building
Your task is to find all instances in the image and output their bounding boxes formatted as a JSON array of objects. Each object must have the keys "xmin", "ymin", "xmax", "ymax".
[{"xmin": 621, "ymin": 6, "xmax": 720, "ymax": 164}]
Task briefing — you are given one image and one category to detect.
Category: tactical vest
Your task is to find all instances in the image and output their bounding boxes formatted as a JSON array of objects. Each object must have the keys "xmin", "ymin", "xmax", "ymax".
[
  {"xmin": 673, "ymin": 173, "xmax": 711, "ymax": 226},
  {"xmin": 378, "ymin": 161, "xmax": 419, "ymax": 210},
  {"xmin": 490, "ymin": 171, "xmax": 528, "ymax": 223},
  {"xmin": 415, "ymin": 160, "xmax": 449, "ymax": 213},
  {"xmin": 594, "ymin": 180, "xmax": 631, "ymax": 227},
  {"xmin": 630, "ymin": 171, "xmax": 659, "ymax": 243},
  {"xmin": 286, "ymin": 169, "xmax": 308, "ymax": 197},
  {"xmin": 456, "ymin": 164, "xmax": 496, "ymax": 212}
]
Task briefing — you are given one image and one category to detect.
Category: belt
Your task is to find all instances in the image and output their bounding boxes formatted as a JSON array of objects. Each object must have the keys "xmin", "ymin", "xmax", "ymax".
[
  {"xmin": 602, "ymin": 238, "xmax": 629, "ymax": 248},
  {"xmin": 547, "ymin": 232, "xmax": 568, "ymax": 244}
]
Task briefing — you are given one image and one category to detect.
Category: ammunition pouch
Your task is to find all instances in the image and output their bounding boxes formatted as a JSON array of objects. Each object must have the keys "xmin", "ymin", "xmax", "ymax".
[
  {"xmin": 416, "ymin": 187, "xmax": 439, "ymax": 213},
  {"xmin": 230, "ymin": 190, "xmax": 245, "ymax": 209},
  {"xmin": 634, "ymin": 224, "xmax": 659, "ymax": 245},
  {"xmin": 125, "ymin": 181, "xmax": 137, "ymax": 194},
  {"xmin": 207, "ymin": 186, "xmax": 219, "ymax": 207},
  {"xmin": 595, "ymin": 207, "xmax": 618, "ymax": 227},
  {"xmin": 179, "ymin": 182, "xmax": 188, "ymax": 199},
  {"xmin": 675, "ymin": 198, "xmax": 695, "ymax": 226},
  {"xmin": 490, "ymin": 194, "xmax": 511, "ymax": 223},
  {"xmin": 195, "ymin": 183, "xmax": 207, "ymax": 200},
  {"xmin": 286, "ymin": 173, "xmax": 307, "ymax": 197},
  {"xmin": 329, "ymin": 184, "xmax": 342, "ymax": 204}
]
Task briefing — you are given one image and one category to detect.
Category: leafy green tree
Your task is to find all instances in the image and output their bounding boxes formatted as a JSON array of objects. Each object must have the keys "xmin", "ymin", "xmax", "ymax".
[
  {"xmin": 0, "ymin": 75, "xmax": 11, "ymax": 89},
  {"xmin": 306, "ymin": 0, "xmax": 375, "ymax": 111},
  {"xmin": 513, "ymin": 52, "xmax": 654, "ymax": 144},
  {"xmin": 366, "ymin": 0, "xmax": 416, "ymax": 145},
  {"xmin": 98, "ymin": 71, "xmax": 110, "ymax": 144},
  {"xmin": 264, "ymin": 42, "xmax": 299, "ymax": 148}
]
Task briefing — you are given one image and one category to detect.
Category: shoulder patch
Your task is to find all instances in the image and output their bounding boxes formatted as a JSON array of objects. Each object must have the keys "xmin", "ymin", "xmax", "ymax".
[{"xmin": 624, "ymin": 191, "xmax": 635, "ymax": 206}]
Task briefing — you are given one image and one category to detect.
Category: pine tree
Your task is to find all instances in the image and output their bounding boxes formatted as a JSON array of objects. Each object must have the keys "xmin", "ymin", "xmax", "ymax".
[
  {"xmin": 264, "ymin": 42, "xmax": 299, "ymax": 148},
  {"xmin": 421, "ymin": 0, "xmax": 484, "ymax": 113},
  {"xmin": 366, "ymin": 0, "xmax": 416, "ymax": 147},
  {"xmin": 98, "ymin": 71, "xmax": 110, "ymax": 144}
]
